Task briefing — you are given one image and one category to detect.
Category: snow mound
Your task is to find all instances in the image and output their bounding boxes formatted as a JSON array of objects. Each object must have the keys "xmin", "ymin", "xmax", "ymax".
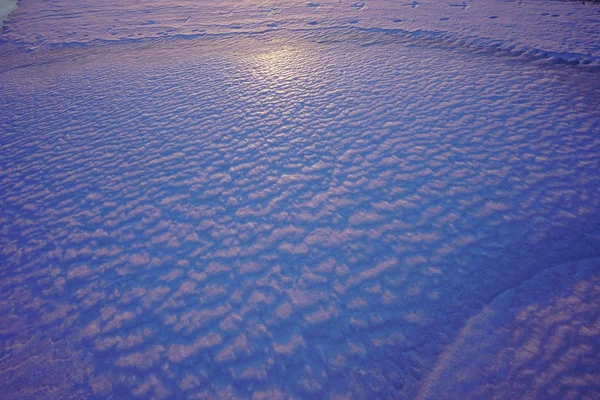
[{"xmin": 419, "ymin": 258, "xmax": 600, "ymax": 400}]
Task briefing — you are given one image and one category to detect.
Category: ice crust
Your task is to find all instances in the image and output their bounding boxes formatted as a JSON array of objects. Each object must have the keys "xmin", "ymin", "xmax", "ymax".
[{"xmin": 0, "ymin": 1, "xmax": 599, "ymax": 399}]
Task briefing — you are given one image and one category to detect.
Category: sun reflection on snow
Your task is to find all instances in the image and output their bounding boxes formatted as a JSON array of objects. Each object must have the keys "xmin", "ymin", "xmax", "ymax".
[{"xmin": 247, "ymin": 45, "xmax": 312, "ymax": 87}]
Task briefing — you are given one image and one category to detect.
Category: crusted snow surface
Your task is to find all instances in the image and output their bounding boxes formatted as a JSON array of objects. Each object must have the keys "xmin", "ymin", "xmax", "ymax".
[
  {"xmin": 0, "ymin": 1, "xmax": 599, "ymax": 399},
  {"xmin": 2, "ymin": 0, "xmax": 600, "ymax": 65}
]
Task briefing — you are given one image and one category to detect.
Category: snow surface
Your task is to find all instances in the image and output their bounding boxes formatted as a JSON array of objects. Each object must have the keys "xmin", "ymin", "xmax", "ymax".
[
  {"xmin": 0, "ymin": 1, "xmax": 599, "ymax": 399},
  {"xmin": 419, "ymin": 258, "xmax": 600, "ymax": 400},
  {"xmin": 2, "ymin": 0, "xmax": 600, "ymax": 65}
]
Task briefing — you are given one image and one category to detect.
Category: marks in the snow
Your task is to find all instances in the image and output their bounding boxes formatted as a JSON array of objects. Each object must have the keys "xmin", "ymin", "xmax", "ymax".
[
  {"xmin": 449, "ymin": 2, "xmax": 469, "ymax": 10},
  {"xmin": 2, "ymin": 0, "xmax": 598, "ymax": 68}
]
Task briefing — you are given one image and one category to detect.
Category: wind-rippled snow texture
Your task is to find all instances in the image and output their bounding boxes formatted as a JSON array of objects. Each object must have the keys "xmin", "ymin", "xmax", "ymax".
[
  {"xmin": 2, "ymin": 0, "xmax": 600, "ymax": 66},
  {"xmin": 1, "ymin": 20, "xmax": 600, "ymax": 400}
]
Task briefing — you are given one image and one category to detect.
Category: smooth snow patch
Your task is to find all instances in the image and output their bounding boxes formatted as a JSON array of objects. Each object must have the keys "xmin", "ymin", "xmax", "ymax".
[{"xmin": 0, "ymin": 0, "xmax": 17, "ymax": 29}]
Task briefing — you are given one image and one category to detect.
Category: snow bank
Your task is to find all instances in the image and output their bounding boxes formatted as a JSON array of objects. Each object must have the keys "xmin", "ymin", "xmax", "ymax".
[
  {"xmin": 1, "ymin": 0, "xmax": 600, "ymax": 66},
  {"xmin": 419, "ymin": 257, "xmax": 600, "ymax": 400}
]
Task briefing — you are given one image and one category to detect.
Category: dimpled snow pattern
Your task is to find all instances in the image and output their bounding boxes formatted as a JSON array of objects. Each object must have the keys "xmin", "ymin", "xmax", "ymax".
[{"xmin": 0, "ymin": 1, "xmax": 599, "ymax": 400}]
